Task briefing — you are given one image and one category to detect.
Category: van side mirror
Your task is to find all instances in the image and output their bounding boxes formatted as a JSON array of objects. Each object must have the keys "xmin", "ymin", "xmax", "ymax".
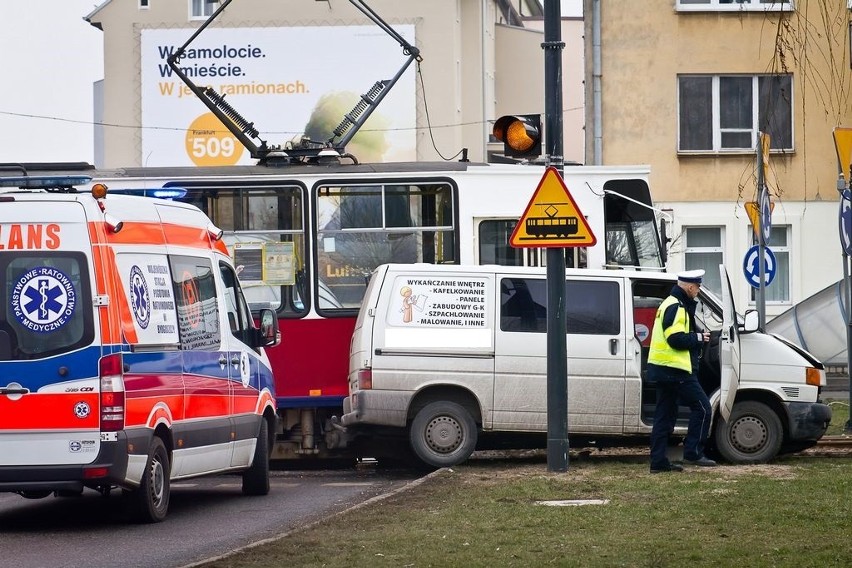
[
  {"xmin": 257, "ymin": 308, "xmax": 281, "ymax": 348},
  {"xmin": 659, "ymin": 218, "xmax": 671, "ymax": 264},
  {"xmin": 741, "ymin": 309, "xmax": 759, "ymax": 334}
]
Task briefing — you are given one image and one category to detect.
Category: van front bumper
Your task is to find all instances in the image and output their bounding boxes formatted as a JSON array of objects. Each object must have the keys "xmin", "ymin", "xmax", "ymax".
[
  {"xmin": 786, "ymin": 401, "xmax": 832, "ymax": 442},
  {"xmin": 340, "ymin": 391, "xmax": 411, "ymax": 428}
]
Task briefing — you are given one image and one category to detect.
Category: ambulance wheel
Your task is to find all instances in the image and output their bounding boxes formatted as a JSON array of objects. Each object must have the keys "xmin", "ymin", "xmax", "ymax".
[
  {"xmin": 714, "ymin": 401, "xmax": 783, "ymax": 464},
  {"xmin": 242, "ymin": 418, "xmax": 271, "ymax": 496},
  {"xmin": 409, "ymin": 401, "xmax": 478, "ymax": 469},
  {"xmin": 129, "ymin": 436, "xmax": 170, "ymax": 523}
]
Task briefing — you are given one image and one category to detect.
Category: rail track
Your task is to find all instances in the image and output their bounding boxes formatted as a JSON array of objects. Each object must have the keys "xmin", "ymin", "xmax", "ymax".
[{"xmin": 814, "ymin": 435, "xmax": 852, "ymax": 448}]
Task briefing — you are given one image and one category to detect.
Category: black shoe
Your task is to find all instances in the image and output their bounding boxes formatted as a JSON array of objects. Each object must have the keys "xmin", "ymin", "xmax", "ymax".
[
  {"xmin": 684, "ymin": 456, "xmax": 717, "ymax": 467},
  {"xmin": 650, "ymin": 463, "xmax": 684, "ymax": 473}
]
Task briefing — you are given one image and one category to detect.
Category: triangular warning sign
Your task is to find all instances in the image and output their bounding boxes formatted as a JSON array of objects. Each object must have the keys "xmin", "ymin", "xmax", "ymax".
[
  {"xmin": 744, "ymin": 201, "xmax": 775, "ymax": 240},
  {"xmin": 510, "ymin": 166, "xmax": 597, "ymax": 248}
]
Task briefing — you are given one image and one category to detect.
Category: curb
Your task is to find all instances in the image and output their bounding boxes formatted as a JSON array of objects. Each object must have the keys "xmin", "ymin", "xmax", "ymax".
[{"xmin": 178, "ymin": 468, "xmax": 447, "ymax": 568}]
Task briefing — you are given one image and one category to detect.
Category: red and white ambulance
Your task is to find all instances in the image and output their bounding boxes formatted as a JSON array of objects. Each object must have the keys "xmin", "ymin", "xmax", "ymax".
[{"xmin": 0, "ymin": 174, "xmax": 279, "ymax": 522}]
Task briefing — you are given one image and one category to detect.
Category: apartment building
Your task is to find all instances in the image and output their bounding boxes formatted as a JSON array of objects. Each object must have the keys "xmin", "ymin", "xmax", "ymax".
[{"xmin": 584, "ymin": 0, "xmax": 851, "ymax": 315}]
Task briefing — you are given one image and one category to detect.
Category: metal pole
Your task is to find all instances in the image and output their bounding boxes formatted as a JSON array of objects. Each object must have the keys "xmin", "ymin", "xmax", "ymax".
[
  {"xmin": 543, "ymin": 0, "xmax": 568, "ymax": 472},
  {"xmin": 758, "ymin": 188, "xmax": 766, "ymax": 331},
  {"xmin": 845, "ymin": 254, "xmax": 852, "ymax": 431},
  {"xmin": 837, "ymin": 173, "xmax": 852, "ymax": 432},
  {"xmin": 756, "ymin": 144, "xmax": 766, "ymax": 330}
]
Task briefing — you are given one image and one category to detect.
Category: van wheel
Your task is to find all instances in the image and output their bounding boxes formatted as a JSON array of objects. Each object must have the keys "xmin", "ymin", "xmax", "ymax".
[
  {"xmin": 714, "ymin": 401, "xmax": 783, "ymax": 464},
  {"xmin": 409, "ymin": 401, "xmax": 478, "ymax": 469},
  {"xmin": 128, "ymin": 437, "xmax": 170, "ymax": 523},
  {"xmin": 242, "ymin": 418, "xmax": 271, "ymax": 496}
]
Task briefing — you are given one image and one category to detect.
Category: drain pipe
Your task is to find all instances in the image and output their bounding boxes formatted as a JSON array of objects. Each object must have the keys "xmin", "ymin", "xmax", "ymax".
[{"xmin": 592, "ymin": 0, "xmax": 602, "ymax": 165}]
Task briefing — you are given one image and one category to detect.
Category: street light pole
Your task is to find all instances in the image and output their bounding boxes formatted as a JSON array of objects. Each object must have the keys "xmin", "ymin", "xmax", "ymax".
[{"xmin": 543, "ymin": 0, "xmax": 568, "ymax": 472}]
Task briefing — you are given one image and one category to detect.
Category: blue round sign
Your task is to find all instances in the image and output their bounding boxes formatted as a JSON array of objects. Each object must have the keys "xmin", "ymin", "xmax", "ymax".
[
  {"xmin": 839, "ymin": 190, "xmax": 852, "ymax": 256},
  {"xmin": 742, "ymin": 245, "xmax": 776, "ymax": 289},
  {"xmin": 759, "ymin": 188, "xmax": 772, "ymax": 244}
]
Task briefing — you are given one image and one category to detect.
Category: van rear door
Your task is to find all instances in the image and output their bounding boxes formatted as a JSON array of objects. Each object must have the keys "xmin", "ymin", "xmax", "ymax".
[
  {"xmin": 0, "ymin": 201, "xmax": 100, "ymax": 466},
  {"xmin": 719, "ymin": 264, "xmax": 741, "ymax": 420}
]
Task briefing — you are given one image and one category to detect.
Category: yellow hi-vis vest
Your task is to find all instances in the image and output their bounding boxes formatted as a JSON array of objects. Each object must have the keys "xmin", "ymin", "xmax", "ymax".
[{"xmin": 647, "ymin": 295, "xmax": 692, "ymax": 373}]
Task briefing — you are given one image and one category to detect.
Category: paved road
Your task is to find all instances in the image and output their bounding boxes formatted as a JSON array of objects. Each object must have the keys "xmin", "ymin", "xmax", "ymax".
[{"xmin": 0, "ymin": 465, "xmax": 420, "ymax": 568}]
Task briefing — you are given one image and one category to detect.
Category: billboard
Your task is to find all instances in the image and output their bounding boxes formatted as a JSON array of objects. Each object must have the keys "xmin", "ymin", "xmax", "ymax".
[{"xmin": 140, "ymin": 26, "xmax": 416, "ymax": 166}]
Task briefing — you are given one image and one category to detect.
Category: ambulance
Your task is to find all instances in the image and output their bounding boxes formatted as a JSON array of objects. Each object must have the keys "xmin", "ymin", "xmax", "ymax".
[{"xmin": 0, "ymin": 174, "xmax": 279, "ymax": 522}]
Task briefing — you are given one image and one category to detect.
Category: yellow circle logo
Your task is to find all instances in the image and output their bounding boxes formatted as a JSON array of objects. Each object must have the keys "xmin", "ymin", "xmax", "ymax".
[{"xmin": 184, "ymin": 112, "xmax": 244, "ymax": 166}]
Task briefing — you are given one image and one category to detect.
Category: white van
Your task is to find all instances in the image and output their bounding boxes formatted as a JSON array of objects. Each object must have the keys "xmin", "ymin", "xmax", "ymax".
[
  {"xmin": 0, "ymin": 175, "xmax": 279, "ymax": 522},
  {"xmin": 340, "ymin": 263, "xmax": 832, "ymax": 468}
]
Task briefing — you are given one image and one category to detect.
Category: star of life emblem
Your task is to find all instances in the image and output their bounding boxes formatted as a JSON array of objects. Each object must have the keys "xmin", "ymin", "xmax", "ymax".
[
  {"xmin": 10, "ymin": 266, "xmax": 76, "ymax": 333},
  {"xmin": 129, "ymin": 265, "xmax": 151, "ymax": 329},
  {"xmin": 74, "ymin": 401, "xmax": 91, "ymax": 419}
]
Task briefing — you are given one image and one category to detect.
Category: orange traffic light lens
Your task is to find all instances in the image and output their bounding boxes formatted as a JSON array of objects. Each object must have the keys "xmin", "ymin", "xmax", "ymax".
[{"xmin": 506, "ymin": 121, "xmax": 536, "ymax": 152}]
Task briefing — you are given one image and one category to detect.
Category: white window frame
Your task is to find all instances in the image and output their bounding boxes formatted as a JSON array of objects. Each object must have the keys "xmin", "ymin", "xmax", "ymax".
[
  {"xmin": 190, "ymin": 0, "xmax": 217, "ymax": 20},
  {"xmin": 676, "ymin": 1, "xmax": 793, "ymax": 12},
  {"xmin": 748, "ymin": 225, "xmax": 791, "ymax": 304},
  {"xmin": 678, "ymin": 74, "xmax": 794, "ymax": 154},
  {"xmin": 683, "ymin": 226, "xmax": 725, "ymax": 296}
]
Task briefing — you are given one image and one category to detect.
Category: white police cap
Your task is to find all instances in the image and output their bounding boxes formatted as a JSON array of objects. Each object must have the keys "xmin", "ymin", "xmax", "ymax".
[{"xmin": 677, "ymin": 269, "xmax": 704, "ymax": 284}]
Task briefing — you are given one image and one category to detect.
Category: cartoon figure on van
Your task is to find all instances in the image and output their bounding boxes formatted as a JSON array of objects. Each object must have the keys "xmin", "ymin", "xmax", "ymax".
[
  {"xmin": 0, "ymin": 176, "xmax": 281, "ymax": 523},
  {"xmin": 342, "ymin": 263, "xmax": 832, "ymax": 469},
  {"xmin": 400, "ymin": 286, "xmax": 416, "ymax": 323}
]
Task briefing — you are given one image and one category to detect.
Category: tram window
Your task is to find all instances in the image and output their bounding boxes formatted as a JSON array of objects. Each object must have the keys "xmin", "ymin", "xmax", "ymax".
[
  {"xmin": 180, "ymin": 185, "xmax": 307, "ymax": 318},
  {"xmin": 479, "ymin": 220, "xmax": 523, "ymax": 266},
  {"xmin": 316, "ymin": 182, "xmax": 457, "ymax": 312},
  {"xmin": 478, "ymin": 219, "xmax": 586, "ymax": 268}
]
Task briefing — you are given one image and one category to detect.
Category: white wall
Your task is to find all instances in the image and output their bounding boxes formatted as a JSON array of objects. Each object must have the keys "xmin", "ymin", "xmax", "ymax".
[{"xmin": 661, "ymin": 200, "xmax": 842, "ymax": 318}]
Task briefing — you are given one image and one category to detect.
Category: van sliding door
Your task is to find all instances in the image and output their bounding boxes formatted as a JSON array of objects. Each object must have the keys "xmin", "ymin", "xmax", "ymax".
[{"xmin": 493, "ymin": 276, "xmax": 626, "ymax": 432}]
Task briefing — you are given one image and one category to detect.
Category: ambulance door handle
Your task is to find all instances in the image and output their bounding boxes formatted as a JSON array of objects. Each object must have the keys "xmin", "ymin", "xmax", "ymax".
[
  {"xmin": 230, "ymin": 355, "xmax": 241, "ymax": 367},
  {"xmin": 609, "ymin": 338, "xmax": 618, "ymax": 356},
  {"xmin": 218, "ymin": 355, "xmax": 228, "ymax": 368}
]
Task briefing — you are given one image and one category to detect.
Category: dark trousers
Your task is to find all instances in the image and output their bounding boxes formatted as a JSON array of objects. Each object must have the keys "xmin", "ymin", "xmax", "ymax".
[{"xmin": 649, "ymin": 375, "xmax": 713, "ymax": 468}]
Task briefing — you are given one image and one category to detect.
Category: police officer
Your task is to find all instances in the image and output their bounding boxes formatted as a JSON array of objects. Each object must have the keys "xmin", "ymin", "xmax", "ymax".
[{"xmin": 647, "ymin": 269, "xmax": 717, "ymax": 473}]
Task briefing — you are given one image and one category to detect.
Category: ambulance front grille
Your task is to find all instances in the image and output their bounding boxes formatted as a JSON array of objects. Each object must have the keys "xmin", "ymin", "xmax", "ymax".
[{"xmin": 781, "ymin": 387, "xmax": 800, "ymax": 399}]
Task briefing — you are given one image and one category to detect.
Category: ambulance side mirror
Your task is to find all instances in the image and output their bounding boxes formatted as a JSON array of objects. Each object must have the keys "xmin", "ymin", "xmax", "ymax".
[{"xmin": 257, "ymin": 308, "xmax": 281, "ymax": 348}]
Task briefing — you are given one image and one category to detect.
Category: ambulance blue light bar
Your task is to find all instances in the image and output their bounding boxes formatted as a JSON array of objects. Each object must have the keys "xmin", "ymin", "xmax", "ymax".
[
  {"xmin": 0, "ymin": 175, "xmax": 93, "ymax": 189},
  {"xmin": 108, "ymin": 187, "xmax": 188, "ymax": 199}
]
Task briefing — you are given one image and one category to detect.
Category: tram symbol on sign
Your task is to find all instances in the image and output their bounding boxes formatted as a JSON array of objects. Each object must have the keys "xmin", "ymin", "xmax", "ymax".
[{"xmin": 523, "ymin": 203, "xmax": 580, "ymax": 239}]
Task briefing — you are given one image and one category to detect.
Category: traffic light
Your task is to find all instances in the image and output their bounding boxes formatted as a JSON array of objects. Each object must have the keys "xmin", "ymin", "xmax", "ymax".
[{"xmin": 493, "ymin": 114, "xmax": 542, "ymax": 158}]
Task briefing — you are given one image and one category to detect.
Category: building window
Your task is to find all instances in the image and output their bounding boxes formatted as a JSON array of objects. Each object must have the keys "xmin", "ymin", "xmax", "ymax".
[
  {"xmin": 139, "ymin": 0, "xmax": 149, "ymax": 9},
  {"xmin": 749, "ymin": 226, "xmax": 790, "ymax": 303},
  {"xmin": 191, "ymin": 0, "xmax": 217, "ymax": 19},
  {"xmin": 678, "ymin": 75, "xmax": 793, "ymax": 153},
  {"xmin": 684, "ymin": 227, "xmax": 724, "ymax": 295},
  {"xmin": 677, "ymin": 0, "xmax": 792, "ymax": 11}
]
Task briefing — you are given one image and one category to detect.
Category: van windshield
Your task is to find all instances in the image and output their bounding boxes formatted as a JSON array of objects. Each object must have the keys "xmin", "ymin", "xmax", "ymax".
[{"xmin": 1, "ymin": 253, "xmax": 95, "ymax": 360}]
